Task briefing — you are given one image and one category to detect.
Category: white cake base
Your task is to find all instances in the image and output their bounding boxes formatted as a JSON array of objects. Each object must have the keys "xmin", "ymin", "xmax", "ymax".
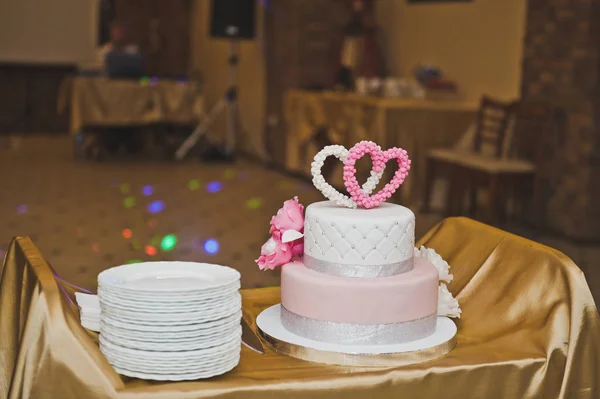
[{"xmin": 257, "ymin": 304, "xmax": 457, "ymax": 367}]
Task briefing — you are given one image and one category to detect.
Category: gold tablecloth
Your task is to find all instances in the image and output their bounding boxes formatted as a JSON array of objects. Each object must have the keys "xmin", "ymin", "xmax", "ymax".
[
  {"xmin": 283, "ymin": 89, "xmax": 478, "ymax": 205},
  {"xmin": 59, "ymin": 76, "xmax": 204, "ymax": 134},
  {"xmin": 1, "ymin": 217, "xmax": 599, "ymax": 399}
]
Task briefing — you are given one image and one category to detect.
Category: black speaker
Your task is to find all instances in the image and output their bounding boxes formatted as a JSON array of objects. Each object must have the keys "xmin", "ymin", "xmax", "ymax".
[{"xmin": 210, "ymin": 0, "xmax": 256, "ymax": 40}]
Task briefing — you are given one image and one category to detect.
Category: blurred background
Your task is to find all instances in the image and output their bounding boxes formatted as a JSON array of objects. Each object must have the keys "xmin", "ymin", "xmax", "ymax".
[{"xmin": 0, "ymin": 0, "xmax": 598, "ymax": 302}]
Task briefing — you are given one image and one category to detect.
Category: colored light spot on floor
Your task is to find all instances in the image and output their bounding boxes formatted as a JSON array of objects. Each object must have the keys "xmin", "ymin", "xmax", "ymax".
[
  {"xmin": 246, "ymin": 198, "xmax": 263, "ymax": 209},
  {"xmin": 122, "ymin": 229, "xmax": 133, "ymax": 239},
  {"xmin": 206, "ymin": 181, "xmax": 222, "ymax": 193},
  {"xmin": 92, "ymin": 243, "xmax": 100, "ymax": 253},
  {"xmin": 127, "ymin": 259, "xmax": 143, "ymax": 264},
  {"xmin": 147, "ymin": 200, "xmax": 165, "ymax": 214},
  {"xmin": 142, "ymin": 185, "xmax": 153, "ymax": 196},
  {"xmin": 147, "ymin": 219, "xmax": 157, "ymax": 228},
  {"xmin": 223, "ymin": 169, "xmax": 236, "ymax": 179},
  {"xmin": 145, "ymin": 245, "xmax": 157, "ymax": 256},
  {"xmin": 132, "ymin": 241, "xmax": 141, "ymax": 250},
  {"xmin": 16, "ymin": 204, "xmax": 28, "ymax": 214},
  {"xmin": 124, "ymin": 197, "xmax": 136, "ymax": 208},
  {"xmin": 120, "ymin": 183, "xmax": 130, "ymax": 194},
  {"xmin": 204, "ymin": 239, "xmax": 219, "ymax": 255},
  {"xmin": 161, "ymin": 234, "xmax": 177, "ymax": 251},
  {"xmin": 237, "ymin": 171, "xmax": 249, "ymax": 180},
  {"xmin": 188, "ymin": 179, "xmax": 200, "ymax": 191}
]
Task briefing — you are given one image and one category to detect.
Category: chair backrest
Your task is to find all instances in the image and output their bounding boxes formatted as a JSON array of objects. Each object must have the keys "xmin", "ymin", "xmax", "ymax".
[{"xmin": 472, "ymin": 96, "xmax": 519, "ymax": 158}]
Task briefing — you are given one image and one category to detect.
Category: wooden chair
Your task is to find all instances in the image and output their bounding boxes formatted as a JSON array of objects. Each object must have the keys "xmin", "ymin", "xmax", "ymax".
[
  {"xmin": 422, "ymin": 96, "xmax": 518, "ymax": 217},
  {"xmin": 423, "ymin": 98, "xmax": 563, "ymax": 227},
  {"xmin": 486, "ymin": 102, "xmax": 564, "ymax": 227}
]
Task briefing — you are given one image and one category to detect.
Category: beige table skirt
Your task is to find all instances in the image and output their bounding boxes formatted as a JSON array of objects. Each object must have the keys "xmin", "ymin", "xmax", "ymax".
[
  {"xmin": 59, "ymin": 76, "xmax": 204, "ymax": 134},
  {"xmin": 283, "ymin": 89, "xmax": 478, "ymax": 205},
  {"xmin": 1, "ymin": 218, "xmax": 599, "ymax": 398}
]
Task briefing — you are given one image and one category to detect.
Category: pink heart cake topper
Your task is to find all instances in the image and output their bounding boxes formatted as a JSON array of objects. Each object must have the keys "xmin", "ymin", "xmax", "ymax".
[{"xmin": 343, "ymin": 141, "xmax": 411, "ymax": 209}]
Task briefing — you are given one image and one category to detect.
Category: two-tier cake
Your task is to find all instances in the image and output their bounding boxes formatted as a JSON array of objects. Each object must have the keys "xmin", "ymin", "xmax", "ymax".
[
  {"xmin": 255, "ymin": 141, "xmax": 460, "ymax": 352},
  {"xmin": 282, "ymin": 201, "xmax": 439, "ymax": 344}
]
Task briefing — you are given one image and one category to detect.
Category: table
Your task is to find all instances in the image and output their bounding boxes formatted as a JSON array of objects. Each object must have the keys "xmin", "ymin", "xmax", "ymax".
[
  {"xmin": 59, "ymin": 76, "xmax": 204, "ymax": 134},
  {"xmin": 1, "ymin": 217, "xmax": 599, "ymax": 398},
  {"xmin": 283, "ymin": 89, "xmax": 478, "ymax": 206}
]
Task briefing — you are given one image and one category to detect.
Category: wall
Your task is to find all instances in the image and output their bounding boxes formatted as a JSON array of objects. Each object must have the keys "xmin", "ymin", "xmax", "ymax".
[
  {"xmin": 0, "ymin": 0, "xmax": 97, "ymax": 64},
  {"xmin": 190, "ymin": 1, "xmax": 266, "ymax": 159},
  {"xmin": 375, "ymin": 0, "xmax": 527, "ymax": 101},
  {"xmin": 521, "ymin": 0, "xmax": 600, "ymax": 240}
]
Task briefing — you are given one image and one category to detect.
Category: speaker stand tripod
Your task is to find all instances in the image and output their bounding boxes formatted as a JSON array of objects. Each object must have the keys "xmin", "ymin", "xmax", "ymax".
[{"xmin": 175, "ymin": 40, "xmax": 240, "ymax": 162}]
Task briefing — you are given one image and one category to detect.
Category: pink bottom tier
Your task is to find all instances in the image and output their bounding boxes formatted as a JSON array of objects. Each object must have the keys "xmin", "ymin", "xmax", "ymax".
[{"xmin": 280, "ymin": 258, "xmax": 439, "ymax": 344}]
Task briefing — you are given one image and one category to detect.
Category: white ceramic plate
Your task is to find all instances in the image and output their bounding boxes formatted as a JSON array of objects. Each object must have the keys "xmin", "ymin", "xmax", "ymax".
[
  {"xmin": 100, "ymin": 325, "xmax": 242, "ymax": 351},
  {"xmin": 105, "ymin": 354, "xmax": 240, "ymax": 376},
  {"xmin": 102, "ymin": 346, "xmax": 241, "ymax": 367},
  {"xmin": 98, "ymin": 292, "xmax": 241, "ymax": 315},
  {"xmin": 97, "ymin": 262, "xmax": 240, "ymax": 293},
  {"xmin": 97, "ymin": 281, "xmax": 240, "ymax": 301},
  {"xmin": 100, "ymin": 300, "xmax": 241, "ymax": 325},
  {"xmin": 98, "ymin": 291, "xmax": 238, "ymax": 312},
  {"xmin": 100, "ymin": 334, "xmax": 241, "ymax": 361},
  {"xmin": 110, "ymin": 357, "xmax": 240, "ymax": 381},
  {"xmin": 100, "ymin": 318, "xmax": 240, "ymax": 340},
  {"xmin": 257, "ymin": 304, "xmax": 458, "ymax": 355},
  {"xmin": 101, "ymin": 345, "xmax": 241, "ymax": 368},
  {"xmin": 101, "ymin": 310, "xmax": 242, "ymax": 332}
]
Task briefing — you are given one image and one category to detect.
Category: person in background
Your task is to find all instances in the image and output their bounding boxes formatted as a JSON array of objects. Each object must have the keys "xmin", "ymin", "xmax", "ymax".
[
  {"xmin": 96, "ymin": 20, "xmax": 145, "ymax": 155},
  {"xmin": 334, "ymin": 0, "xmax": 383, "ymax": 91},
  {"xmin": 97, "ymin": 21, "xmax": 139, "ymax": 69}
]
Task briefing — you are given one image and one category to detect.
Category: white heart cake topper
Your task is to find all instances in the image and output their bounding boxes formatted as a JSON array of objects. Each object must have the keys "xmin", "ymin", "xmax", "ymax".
[{"xmin": 311, "ymin": 145, "xmax": 383, "ymax": 208}]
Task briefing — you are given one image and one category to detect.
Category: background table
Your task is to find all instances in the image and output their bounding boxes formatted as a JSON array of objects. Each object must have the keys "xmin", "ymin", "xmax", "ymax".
[
  {"xmin": 283, "ymin": 89, "xmax": 478, "ymax": 206},
  {"xmin": 59, "ymin": 76, "xmax": 204, "ymax": 134},
  {"xmin": 1, "ymin": 217, "xmax": 599, "ymax": 398}
]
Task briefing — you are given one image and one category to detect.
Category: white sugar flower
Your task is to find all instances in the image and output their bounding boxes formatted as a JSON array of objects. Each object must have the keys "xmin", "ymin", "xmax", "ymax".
[
  {"xmin": 438, "ymin": 283, "xmax": 461, "ymax": 318},
  {"xmin": 414, "ymin": 246, "xmax": 453, "ymax": 283}
]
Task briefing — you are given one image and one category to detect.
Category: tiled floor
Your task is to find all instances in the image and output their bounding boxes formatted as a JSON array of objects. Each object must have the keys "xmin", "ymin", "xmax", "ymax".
[{"xmin": 1, "ymin": 136, "xmax": 599, "ymax": 306}]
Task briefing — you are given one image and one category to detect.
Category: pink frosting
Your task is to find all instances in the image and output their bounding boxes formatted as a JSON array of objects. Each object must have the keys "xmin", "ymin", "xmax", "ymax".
[{"xmin": 281, "ymin": 257, "xmax": 439, "ymax": 324}]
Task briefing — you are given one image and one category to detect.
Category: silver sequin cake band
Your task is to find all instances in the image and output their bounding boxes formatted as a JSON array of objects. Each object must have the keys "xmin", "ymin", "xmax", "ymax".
[
  {"xmin": 281, "ymin": 306, "xmax": 437, "ymax": 345},
  {"xmin": 303, "ymin": 254, "xmax": 413, "ymax": 278}
]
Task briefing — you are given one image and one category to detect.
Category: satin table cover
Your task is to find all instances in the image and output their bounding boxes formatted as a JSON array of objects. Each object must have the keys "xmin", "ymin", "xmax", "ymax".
[
  {"xmin": 1, "ymin": 217, "xmax": 599, "ymax": 399},
  {"xmin": 59, "ymin": 76, "xmax": 204, "ymax": 134}
]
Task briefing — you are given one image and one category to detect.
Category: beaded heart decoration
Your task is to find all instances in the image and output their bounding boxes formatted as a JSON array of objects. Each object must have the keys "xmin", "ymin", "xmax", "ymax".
[
  {"xmin": 311, "ymin": 145, "xmax": 384, "ymax": 209},
  {"xmin": 343, "ymin": 141, "xmax": 411, "ymax": 209}
]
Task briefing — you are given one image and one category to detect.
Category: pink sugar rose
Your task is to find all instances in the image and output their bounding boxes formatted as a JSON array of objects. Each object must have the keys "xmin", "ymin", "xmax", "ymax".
[
  {"xmin": 270, "ymin": 196, "xmax": 304, "ymax": 234},
  {"xmin": 256, "ymin": 231, "xmax": 293, "ymax": 270},
  {"xmin": 290, "ymin": 240, "xmax": 304, "ymax": 258}
]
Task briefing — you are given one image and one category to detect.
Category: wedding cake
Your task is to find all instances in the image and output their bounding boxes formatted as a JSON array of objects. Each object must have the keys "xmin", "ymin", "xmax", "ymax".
[{"xmin": 256, "ymin": 141, "xmax": 460, "ymax": 346}]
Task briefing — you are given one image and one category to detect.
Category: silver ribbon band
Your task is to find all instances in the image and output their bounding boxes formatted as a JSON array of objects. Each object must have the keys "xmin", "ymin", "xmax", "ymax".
[
  {"xmin": 281, "ymin": 306, "xmax": 437, "ymax": 345},
  {"xmin": 303, "ymin": 254, "xmax": 413, "ymax": 278}
]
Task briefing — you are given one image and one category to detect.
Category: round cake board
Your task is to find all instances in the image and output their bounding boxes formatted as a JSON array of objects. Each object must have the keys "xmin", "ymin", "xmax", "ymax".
[{"xmin": 257, "ymin": 304, "xmax": 457, "ymax": 367}]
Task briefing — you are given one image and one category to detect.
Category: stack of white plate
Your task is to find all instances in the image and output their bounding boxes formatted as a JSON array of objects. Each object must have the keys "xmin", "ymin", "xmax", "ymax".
[{"xmin": 97, "ymin": 261, "xmax": 242, "ymax": 381}]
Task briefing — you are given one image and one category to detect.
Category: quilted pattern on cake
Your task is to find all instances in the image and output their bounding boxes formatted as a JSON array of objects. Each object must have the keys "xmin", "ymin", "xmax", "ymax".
[{"xmin": 304, "ymin": 216, "xmax": 414, "ymax": 263}]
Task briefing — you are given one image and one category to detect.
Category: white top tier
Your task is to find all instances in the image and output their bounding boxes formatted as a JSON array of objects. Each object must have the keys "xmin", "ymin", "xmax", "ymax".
[{"xmin": 303, "ymin": 201, "xmax": 415, "ymax": 267}]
